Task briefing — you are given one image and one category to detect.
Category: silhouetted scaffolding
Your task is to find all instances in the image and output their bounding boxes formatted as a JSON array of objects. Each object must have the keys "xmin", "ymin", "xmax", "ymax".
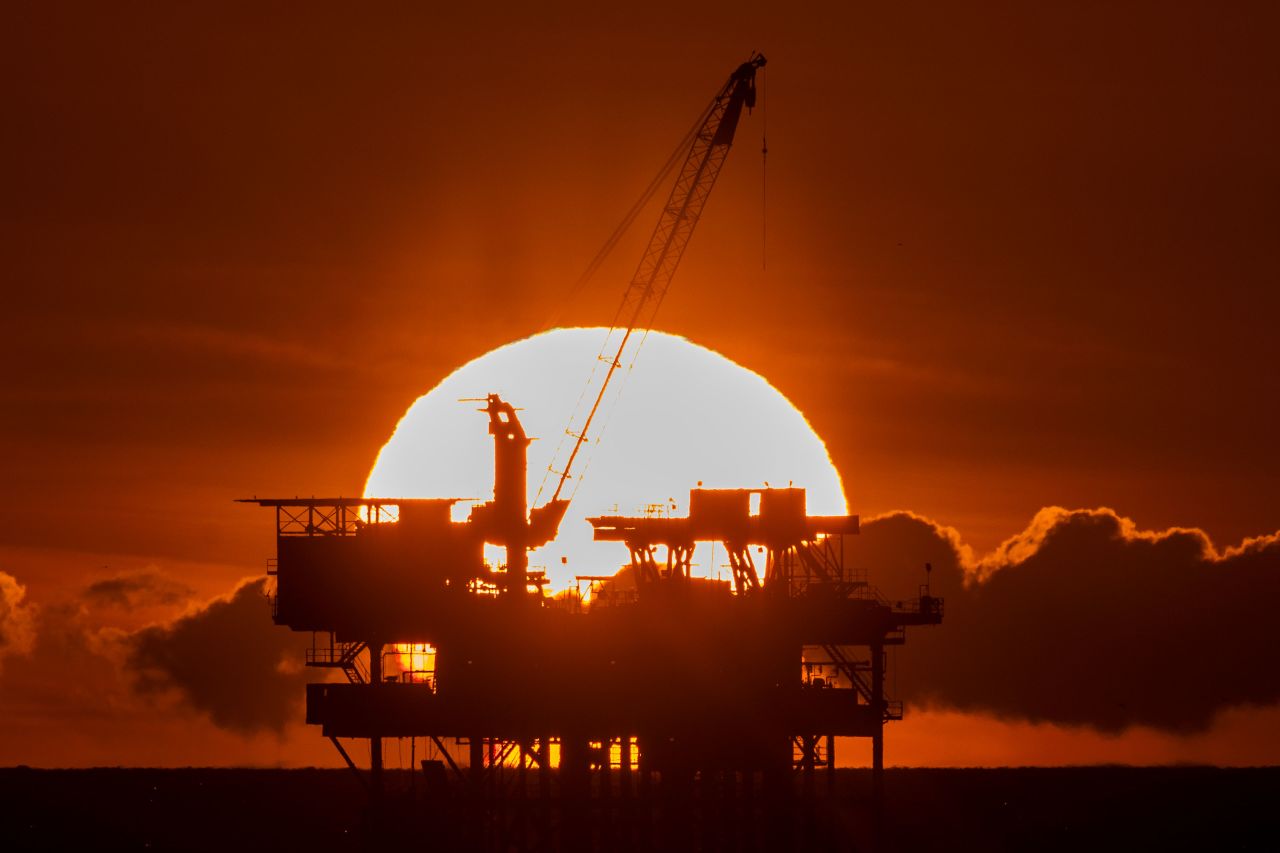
[{"xmin": 244, "ymin": 395, "xmax": 941, "ymax": 851}]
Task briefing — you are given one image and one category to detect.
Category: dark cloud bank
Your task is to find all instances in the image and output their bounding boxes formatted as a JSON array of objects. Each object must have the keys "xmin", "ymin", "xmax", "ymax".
[
  {"xmin": 129, "ymin": 508, "xmax": 1276, "ymax": 738},
  {"xmin": 0, "ymin": 571, "xmax": 311, "ymax": 741},
  {"xmin": 0, "ymin": 571, "xmax": 37, "ymax": 665},
  {"xmin": 125, "ymin": 578, "xmax": 312, "ymax": 734},
  {"xmin": 853, "ymin": 508, "xmax": 1280, "ymax": 733},
  {"xmin": 84, "ymin": 570, "xmax": 194, "ymax": 608},
  {"xmin": 6, "ymin": 509, "xmax": 1275, "ymax": 741}
]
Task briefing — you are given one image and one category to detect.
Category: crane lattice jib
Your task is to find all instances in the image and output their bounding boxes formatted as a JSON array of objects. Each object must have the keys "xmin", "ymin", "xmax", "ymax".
[{"xmin": 547, "ymin": 54, "xmax": 766, "ymax": 504}]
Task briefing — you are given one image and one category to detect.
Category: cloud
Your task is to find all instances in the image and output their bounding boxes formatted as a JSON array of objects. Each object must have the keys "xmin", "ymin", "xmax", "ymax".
[
  {"xmin": 126, "ymin": 578, "xmax": 312, "ymax": 734},
  {"xmin": 0, "ymin": 595, "xmax": 136, "ymax": 739},
  {"xmin": 0, "ymin": 572, "xmax": 313, "ymax": 748},
  {"xmin": 116, "ymin": 324, "xmax": 349, "ymax": 371},
  {"xmin": 851, "ymin": 508, "xmax": 1280, "ymax": 733},
  {"xmin": 8, "ymin": 509, "xmax": 1279, "ymax": 746},
  {"xmin": 0, "ymin": 571, "xmax": 37, "ymax": 666},
  {"xmin": 83, "ymin": 571, "xmax": 194, "ymax": 608}
]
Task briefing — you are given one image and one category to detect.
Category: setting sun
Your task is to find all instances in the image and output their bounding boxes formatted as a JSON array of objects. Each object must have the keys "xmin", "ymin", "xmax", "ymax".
[{"xmin": 363, "ymin": 327, "xmax": 846, "ymax": 590}]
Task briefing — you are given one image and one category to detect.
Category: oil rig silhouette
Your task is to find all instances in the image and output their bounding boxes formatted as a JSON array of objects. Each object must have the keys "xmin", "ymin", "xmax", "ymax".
[{"xmin": 245, "ymin": 55, "xmax": 941, "ymax": 852}]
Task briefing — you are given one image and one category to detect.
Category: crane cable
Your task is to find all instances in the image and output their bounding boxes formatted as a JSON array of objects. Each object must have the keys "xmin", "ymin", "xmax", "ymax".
[
  {"xmin": 538, "ymin": 97, "xmax": 717, "ymax": 334},
  {"xmin": 761, "ymin": 62, "xmax": 768, "ymax": 271},
  {"xmin": 533, "ymin": 95, "xmax": 718, "ymax": 506},
  {"xmin": 536, "ymin": 57, "xmax": 765, "ymax": 507}
]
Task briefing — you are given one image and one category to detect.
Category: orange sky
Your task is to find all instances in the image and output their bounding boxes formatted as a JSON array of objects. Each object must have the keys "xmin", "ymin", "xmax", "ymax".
[{"xmin": 1, "ymin": 2, "xmax": 1278, "ymax": 767}]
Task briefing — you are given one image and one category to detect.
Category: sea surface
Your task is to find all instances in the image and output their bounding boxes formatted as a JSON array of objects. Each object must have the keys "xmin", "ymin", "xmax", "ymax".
[{"xmin": 1, "ymin": 766, "xmax": 1274, "ymax": 852}]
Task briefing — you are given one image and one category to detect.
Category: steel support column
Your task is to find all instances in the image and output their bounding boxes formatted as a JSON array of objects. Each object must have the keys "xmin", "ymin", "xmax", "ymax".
[{"xmin": 368, "ymin": 641, "xmax": 383, "ymax": 799}]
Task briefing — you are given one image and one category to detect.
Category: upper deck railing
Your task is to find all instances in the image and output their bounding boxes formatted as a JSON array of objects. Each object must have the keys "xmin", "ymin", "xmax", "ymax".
[{"xmin": 239, "ymin": 498, "xmax": 461, "ymax": 537}]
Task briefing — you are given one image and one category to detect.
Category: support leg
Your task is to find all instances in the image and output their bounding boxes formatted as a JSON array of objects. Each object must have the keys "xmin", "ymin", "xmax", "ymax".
[
  {"xmin": 871, "ymin": 641, "xmax": 885, "ymax": 853},
  {"xmin": 368, "ymin": 642, "xmax": 383, "ymax": 801}
]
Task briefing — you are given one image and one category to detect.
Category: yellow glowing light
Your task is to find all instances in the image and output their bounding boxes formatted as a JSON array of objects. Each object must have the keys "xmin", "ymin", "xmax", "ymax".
[
  {"xmin": 386, "ymin": 643, "xmax": 436, "ymax": 684},
  {"xmin": 365, "ymin": 328, "xmax": 846, "ymax": 591}
]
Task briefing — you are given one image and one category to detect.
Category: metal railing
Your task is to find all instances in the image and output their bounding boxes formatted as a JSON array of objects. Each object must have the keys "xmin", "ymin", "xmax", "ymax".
[{"xmin": 273, "ymin": 502, "xmax": 401, "ymax": 537}]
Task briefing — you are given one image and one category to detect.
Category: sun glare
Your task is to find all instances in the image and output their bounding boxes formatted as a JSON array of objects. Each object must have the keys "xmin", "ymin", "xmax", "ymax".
[{"xmin": 364, "ymin": 328, "xmax": 846, "ymax": 590}]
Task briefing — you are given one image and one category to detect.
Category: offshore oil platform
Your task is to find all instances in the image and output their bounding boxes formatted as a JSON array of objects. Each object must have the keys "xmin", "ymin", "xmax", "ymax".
[{"xmin": 244, "ymin": 55, "xmax": 941, "ymax": 851}]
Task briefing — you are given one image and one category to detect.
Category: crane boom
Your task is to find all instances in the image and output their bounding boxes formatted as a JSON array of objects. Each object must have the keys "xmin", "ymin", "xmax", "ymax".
[{"xmin": 543, "ymin": 54, "xmax": 767, "ymax": 505}]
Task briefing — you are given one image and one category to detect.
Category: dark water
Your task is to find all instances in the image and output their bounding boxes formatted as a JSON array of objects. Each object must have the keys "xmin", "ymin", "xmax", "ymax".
[{"xmin": 1, "ymin": 766, "xmax": 1274, "ymax": 852}]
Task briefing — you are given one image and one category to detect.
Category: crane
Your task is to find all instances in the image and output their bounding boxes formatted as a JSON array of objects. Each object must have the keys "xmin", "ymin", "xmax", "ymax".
[{"xmin": 537, "ymin": 53, "xmax": 767, "ymax": 511}]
